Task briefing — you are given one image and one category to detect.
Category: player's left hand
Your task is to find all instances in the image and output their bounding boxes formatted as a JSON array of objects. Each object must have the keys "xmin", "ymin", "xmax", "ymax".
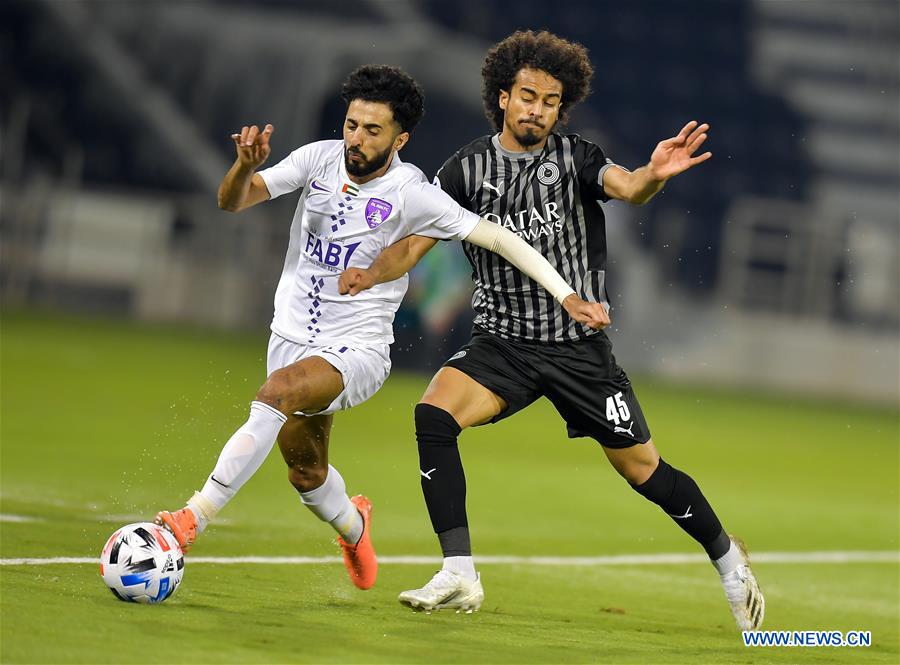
[
  {"xmin": 339, "ymin": 268, "xmax": 376, "ymax": 296},
  {"xmin": 649, "ymin": 120, "xmax": 711, "ymax": 181},
  {"xmin": 561, "ymin": 294, "xmax": 611, "ymax": 330}
]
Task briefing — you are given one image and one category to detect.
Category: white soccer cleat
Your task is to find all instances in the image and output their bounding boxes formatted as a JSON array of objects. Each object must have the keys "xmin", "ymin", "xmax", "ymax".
[
  {"xmin": 398, "ymin": 570, "xmax": 484, "ymax": 613},
  {"xmin": 721, "ymin": 538, "xmax": 765, "ymax": 631}
]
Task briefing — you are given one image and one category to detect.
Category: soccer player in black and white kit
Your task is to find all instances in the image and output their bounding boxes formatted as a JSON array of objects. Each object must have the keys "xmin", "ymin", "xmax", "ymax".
[{"xmin": 340, "ymin": 32, "xmax": 764, "ymax": 629}]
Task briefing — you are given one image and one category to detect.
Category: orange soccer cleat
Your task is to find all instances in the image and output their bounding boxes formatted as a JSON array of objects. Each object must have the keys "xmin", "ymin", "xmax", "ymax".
[
  {"xmin": 155, "ymin": 507, "xmax": 197, "ymax": 553},
  {"xmin": 337, "ymin": 495, "xmax": 378, "ymax": 590}
]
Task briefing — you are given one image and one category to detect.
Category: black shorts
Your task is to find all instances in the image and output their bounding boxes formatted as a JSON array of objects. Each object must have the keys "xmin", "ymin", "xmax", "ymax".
[{"xmin": 444, "ymin": 328, "xmax": 651, "ymax": 448}]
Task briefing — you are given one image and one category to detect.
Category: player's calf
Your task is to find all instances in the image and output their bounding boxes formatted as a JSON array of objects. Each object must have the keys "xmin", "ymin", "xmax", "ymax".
[
  {"xmin": 628, "ymin": 456, "xmax": 763, "ymax": 630},
  {"xmin": 277, "ymin": 412, "xmax": 330, "ymax": 493},
  {"xmin": 287, "ymin": 463, "xmax": 328, "ymax": 492},
  {"xmin": 630, "ymin": 457, "xmax": 730, "ymax": 560},
  {"xmin": 415, "ymin": 403, "xmax": 468, "ymax": 534}
]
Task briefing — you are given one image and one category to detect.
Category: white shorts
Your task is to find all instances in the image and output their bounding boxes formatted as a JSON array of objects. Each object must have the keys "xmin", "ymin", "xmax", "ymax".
[{"xmin": 266, "ymin": 332, "xmax": 391, "ymax": 416}]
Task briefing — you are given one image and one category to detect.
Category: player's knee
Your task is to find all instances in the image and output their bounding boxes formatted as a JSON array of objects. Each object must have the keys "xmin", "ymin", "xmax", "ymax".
[
  {"xmin": 607, "ymin": 440, "xmax": 659, "ymax": 485},
  {"xmin": 617, "ymin": 455, "xmax": 658, "ymax": 485},
  {"xmin": 256, "ymin": 368, "xmax": 309, "ymax": 415},
  {"xmin": 414, "ymin": 403, "xmax": 462, "ymax": 448},
  {"xmin": 630, "ymin": 457, "xmax": 672, "ymax": 500},
  {"xmin": 287, "ymin": 463, "xmax": 327, "ymax": 492}
]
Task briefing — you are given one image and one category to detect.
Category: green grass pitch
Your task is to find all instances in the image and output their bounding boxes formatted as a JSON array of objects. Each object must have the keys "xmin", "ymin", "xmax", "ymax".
[{"xmin": 1, "ymin": 310, "xmax": 897, "ymax": 663}]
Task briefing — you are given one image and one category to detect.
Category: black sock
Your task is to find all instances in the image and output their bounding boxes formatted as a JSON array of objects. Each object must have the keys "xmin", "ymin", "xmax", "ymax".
[
  {"xmin": 415, "ymin": 403, "xmax": 470, "ymax": 556},
  {"xmin": 631, "ymin": 458, "xmax": 730, "ymax": 559}
]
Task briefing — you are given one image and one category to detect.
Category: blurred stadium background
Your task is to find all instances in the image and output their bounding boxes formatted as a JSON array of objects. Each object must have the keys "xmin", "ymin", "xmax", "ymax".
[{"xmin": 2, "ymin": 0, "xmax": 897, "ymax": 401}]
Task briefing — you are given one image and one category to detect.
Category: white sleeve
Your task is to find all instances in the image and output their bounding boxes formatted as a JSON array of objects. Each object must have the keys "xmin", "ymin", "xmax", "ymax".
[
  {"xmin": 257, "ymin": 144, "xmax": 317, "ymax": 200},
  {"xmin": 399, "ymin": 179, "xmax": 481, "ymax": 240},
  {"xmin": 464, "ymin": 219, "xmax": 576, "ymax": 304}
]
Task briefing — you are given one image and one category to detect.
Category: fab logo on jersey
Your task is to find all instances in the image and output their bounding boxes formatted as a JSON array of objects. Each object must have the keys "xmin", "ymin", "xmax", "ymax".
[
  {"xmin": 304, "ymin": 232, "xmax": 361, "ymax": 273},
  {"xmin": 364, "ymin": 198, "xmax": 393, "ymax": 229}
]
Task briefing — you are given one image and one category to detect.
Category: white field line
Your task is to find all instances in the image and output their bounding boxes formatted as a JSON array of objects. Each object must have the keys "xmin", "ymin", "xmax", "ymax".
[
  {"xmin": 2, "ymin": 551, "xmax": 898, "ymax": 566},
  {"xmin": 0, "ymin": 512, "xmax": 238, "ymax": 526},
  {"xmin": 0, "ymin": 514, "xmax": 43, "ymax": 523}
]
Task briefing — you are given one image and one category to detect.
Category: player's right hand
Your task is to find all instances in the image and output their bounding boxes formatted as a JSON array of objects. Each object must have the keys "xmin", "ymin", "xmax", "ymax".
[
  {"xmin": 339, "ymin": 268, "xmax": 376, "ymax": 296},
  {"xmin": 230, "ymin": 124, "xmax": 274, "ymax": 168},
  {"xmin": 561, "ymin": 294, "xmax": 611, "ymax": 330}
]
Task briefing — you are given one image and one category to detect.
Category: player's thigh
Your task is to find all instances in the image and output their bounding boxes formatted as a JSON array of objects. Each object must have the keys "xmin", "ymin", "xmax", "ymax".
[
  {"xmin": 306, "ymin": 344, "xmax": 391, "ymax": 415},
  {"xmin": 420, "ymin": 367, "xmax": 507, "ymax": 429},
  {"xmin": 542, "ymin": 332, "xmax": 652, "ymax": 448},
  {"xmin": 276, "ymin": 413, "xmax": 333, "ymax": 470},
  {"xmin": 602, "ymin": 438, "xmax": 660, "ymax": 485},
  {"xmin": 258, "ymin": 355, "xmax": 344, "ymax": 415},
  {"xmin": 428, "ymin": 331, "xmax": 541, "ymax": 429}
]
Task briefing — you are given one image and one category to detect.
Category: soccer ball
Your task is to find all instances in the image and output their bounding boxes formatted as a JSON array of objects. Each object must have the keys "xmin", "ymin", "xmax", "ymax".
[{"xmin": 100, "ymin": 522, "xmax": 184, "ymax": 604}]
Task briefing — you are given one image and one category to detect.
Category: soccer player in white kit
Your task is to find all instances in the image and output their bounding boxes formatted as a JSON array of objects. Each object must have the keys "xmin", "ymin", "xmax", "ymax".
[{"xmin": 155, "ymin": 65, "xmax": 609, "ymax": 590}]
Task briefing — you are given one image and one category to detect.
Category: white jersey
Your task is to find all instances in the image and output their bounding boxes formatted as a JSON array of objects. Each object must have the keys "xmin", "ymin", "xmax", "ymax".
[{"xmin": 259, "ymin": 140, "xmax": 480, "ymax": 346}]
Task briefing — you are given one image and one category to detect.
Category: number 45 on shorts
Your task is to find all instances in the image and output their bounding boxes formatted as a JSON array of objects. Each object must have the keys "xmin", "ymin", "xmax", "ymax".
[{"xmin": 605, "ymin": 391, "xmax": 631, "ymax": 425}]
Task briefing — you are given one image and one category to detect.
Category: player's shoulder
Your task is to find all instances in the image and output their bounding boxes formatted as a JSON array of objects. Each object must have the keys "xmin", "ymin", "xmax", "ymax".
[
  {"xmin": 297, "ymin": 139, "xmax": 343, "ymax": 158},
  {"xmin": 390, "ymin": 159, "xmax": 430, "ymax": 194},
  {"xmin": 391, "ymin": 160, "xmax": 444, "ymax": 210},
  {"xmin": 434, "ymin": 135, "xmax": 493, "ymax": 185},
  {"xmin": 440, "ymin": 134, "xmax": 494, "ymax": 166},
  {"xmin": 393, "ymin": 158, "xmax": 428, "ymax": 182},
  {"xmin": 274, "ymin": 139, "xmax": 342, "ymax": 170},
  {"xmin": 555, "ymin": 132, "xmax": 602, "ymax": 152},
  {"xmin": 553, "ymin": 133, "xmax": 606, "ymax": 168}
]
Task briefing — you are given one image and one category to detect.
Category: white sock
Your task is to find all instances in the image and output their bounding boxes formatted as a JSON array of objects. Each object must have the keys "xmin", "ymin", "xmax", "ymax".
[
  {"xmin": 299, "ymin": 465, "xmax": 363, "ymax": 544},
  {"xmin": 190, "ymin": 401, "xmax": 286, "ymax": 533},
  {"xmin": 713, "ymin": 541, "xmax": 743, "ymax": 576},
  {"xmin": 442, "ymin": 556, "xmax": 477, "ymax": 582},
  {"xmin": 186, "ymin": 492, "xmax": 218, "ymax": 534}
]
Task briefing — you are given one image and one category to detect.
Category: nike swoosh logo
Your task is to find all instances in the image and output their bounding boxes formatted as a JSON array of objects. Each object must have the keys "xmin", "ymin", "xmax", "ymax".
[
  {"xmin": 420, "ymin": 468, "xmax": 437, "ymax": 480},
  {"xmin": 310, "ymin": 180, "xmax": 329, "ymax": 192},
  {"xmin": 210, "ymin": 475, "xmax": 230, "ymax": 489}
]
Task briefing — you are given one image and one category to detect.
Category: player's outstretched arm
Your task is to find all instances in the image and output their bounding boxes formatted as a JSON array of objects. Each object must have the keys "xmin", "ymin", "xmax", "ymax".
[
  {"xmin": 218, "ymin": 124, "xmax": 274, "ymax": 212},
  {"xmin": 465, "ymin": 220, "xmax": 610, "ymax": 330},
  {"xmin": 603, "ymin": 120, "xmax": 711, "ymax": 205},
  {"xmin": 339, "ymin": 235, "xmax": 438, "ymax": 296}
]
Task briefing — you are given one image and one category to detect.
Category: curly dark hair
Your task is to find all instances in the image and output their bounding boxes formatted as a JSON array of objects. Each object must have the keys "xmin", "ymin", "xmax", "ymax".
[
  {"xmin": 481, "ymin": 31, "xmax": 593, "ymax": 132},
  {"xmin": 340, "ymin": 65, "xmax": 425, "ymax": 134}
]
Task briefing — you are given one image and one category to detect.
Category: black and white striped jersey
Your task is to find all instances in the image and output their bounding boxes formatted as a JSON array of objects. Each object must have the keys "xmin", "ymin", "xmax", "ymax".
[{"xmin": 436, "ymin": 133, "xmax": 619, "ymax": 343}]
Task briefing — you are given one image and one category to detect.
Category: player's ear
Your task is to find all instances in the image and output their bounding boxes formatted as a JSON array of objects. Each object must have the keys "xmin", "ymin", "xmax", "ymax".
[
  {"xmin": 498, "ymin": 89, "xmax": 510, "ymax": 111},
  {"xmin": 394, "ymin": 131, "xmax": 410, "ymax": 152}
]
